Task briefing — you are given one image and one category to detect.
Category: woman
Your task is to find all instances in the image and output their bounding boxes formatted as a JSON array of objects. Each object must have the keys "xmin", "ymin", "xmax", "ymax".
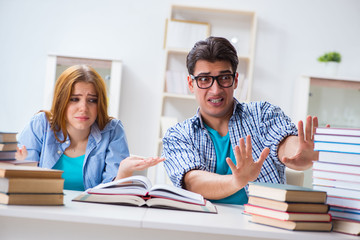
[{"xmin": 16, "ymin": 64, "xmax": 163, "ymax": 191}]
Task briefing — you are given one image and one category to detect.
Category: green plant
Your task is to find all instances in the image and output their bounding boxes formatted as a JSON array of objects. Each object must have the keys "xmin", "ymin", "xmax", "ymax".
[{"xmin": 317, "ymin": 52, "xmax": 341, "ymax": 63}]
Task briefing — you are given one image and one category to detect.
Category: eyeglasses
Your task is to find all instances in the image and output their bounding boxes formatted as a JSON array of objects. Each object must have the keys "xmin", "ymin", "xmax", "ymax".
[{"xmin": 190, "ymin": 73, "xmax": 236, "ymax": 89}]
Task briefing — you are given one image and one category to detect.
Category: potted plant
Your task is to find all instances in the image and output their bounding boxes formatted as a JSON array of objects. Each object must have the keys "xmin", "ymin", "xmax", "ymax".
[{"xmin": 318, "ymin": 51, "xmax": 342, "ymax": 76}]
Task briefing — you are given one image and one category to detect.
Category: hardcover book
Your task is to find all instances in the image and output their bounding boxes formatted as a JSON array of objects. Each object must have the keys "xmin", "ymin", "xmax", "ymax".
[
  {"xmin": 73, "ymin": 175, "xmax": 217, "ymax": 213},
  {"xmin": 332, "ymin": 219, "xmax": 360, "ymax": 236},
  {"xmin": 244, "ymin": 204, "xmax": 331, "ymax": 222},
  {"xmin": 248, "ymin": 182, "xmax": 327, "ymax": 203},
  {"xmin": 0, "ymin": 165, "xmax": 63, "ymax": 179},
  {"xmin": 0, "ymin": 132, "xmax": 17, "ymax": 143},
  {"xmin": 250, "ymin": 214, "xmax": 332, "ymax": 231},
  {"xmin": 0, "ymin": 178, "xmax": 64, "ymax": 193},
  {"xmin": 0, "ymin": 192, "xmax": 64, "ymax": 205},
  {"xmin": 247, "ymin": 196, "xmax": 329, "ymax": 213}
]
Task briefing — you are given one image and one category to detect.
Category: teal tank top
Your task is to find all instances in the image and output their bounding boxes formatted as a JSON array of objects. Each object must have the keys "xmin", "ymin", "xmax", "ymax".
[
  {"xmin": 205, "ymin": 124, "xmax": 248, "ymax": 205},
  {"xmin": 53, "ymin": 154, "xmax": 85, "ymax": 191}
]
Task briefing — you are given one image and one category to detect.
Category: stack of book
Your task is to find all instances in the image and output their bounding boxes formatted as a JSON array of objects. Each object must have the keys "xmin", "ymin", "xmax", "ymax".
[
  {"xmin": 313, "ymin": 127, "xmax": 360, "ymax": 236},
  {"xmin": 0, "ymin": 165, "xmax": 64, "ymax": 205},
  {"xmin": 0, "ymin": 132, "xmax": 37, "ymax": 166},
  {"xmin": 245, "ymin": 182, "xmax": 332, "ymax": 231}
]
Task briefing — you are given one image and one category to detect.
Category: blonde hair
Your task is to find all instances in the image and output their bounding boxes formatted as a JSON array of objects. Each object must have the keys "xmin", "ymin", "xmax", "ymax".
[{"xmin": 43, "ymin": 64, "xmax": 111, "ymax": 143}]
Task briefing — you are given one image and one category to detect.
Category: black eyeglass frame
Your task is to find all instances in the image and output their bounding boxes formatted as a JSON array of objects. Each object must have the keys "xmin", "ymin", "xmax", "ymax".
[{"xmin": 190, "ymin": 73, "xmax": 236, "ymax": 89}]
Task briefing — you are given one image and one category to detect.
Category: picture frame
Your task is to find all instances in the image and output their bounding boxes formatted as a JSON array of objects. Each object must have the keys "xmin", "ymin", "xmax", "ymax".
[
  {"xmin": 44, "ymin": 54, "xmax": 123, "ymax": 119},
  {"xmin": 164, "ymin": 19, "xmax": 210, "ymax": 50}
]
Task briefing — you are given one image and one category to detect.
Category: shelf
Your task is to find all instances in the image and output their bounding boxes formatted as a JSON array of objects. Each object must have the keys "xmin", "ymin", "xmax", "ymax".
[
  {"xmin": 163, "ymin": 92, "xmax": 195, "ymax": 100},
  {"xmin": 157, "ymin": 4, "xmax": 257, "ymax": 157}
]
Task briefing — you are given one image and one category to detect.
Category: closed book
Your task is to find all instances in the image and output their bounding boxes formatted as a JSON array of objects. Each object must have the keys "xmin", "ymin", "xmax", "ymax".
[
  {"xmin": 248, "ymin": 196, "xmax": 329, "ymax": 213},
  {"xmin": 313, "ymin": 161, "xmax": 360, "ymax": 175},
  {"xmin": 313, "ymin": 185, "xmax": 360, "ymax": 200},
  {"xmin": 332, "ymin": 219, "xmax": 360, "ymax": 236},
  {"xmin": 0, "ymin": 178, "xmax": 64, "ymax": 193},
  {"xmin": 318, "ymin": 151, "xmax": 360, "ymax": 166},
  {"xmin": 0, "ymin": 165, "xmax": 63, "ymax": 179},
  {"xmin": 313, "ymin": 170, "xmax": 360, "ymax": 183},
  {"xmin": 0, "ymin": 132, "xmax": 17, "ymax": 143},
  {"xmin": 314, "ymin": 141, "xmax": 360, "ymax": 154},
  {"xmin": 250, "ymin": 214, "xmax": 332, "ymax": 231},
  {"xmin": 0, "ymin": 192, "xmax": 64, "ymax": 205},
  {"xmin": 314, "ymin": 133, "xmax": 360, "ymax": 145},
  {"xmin": 327, "ymin": 196, "xmax": 360, "ymax": 210},
  {"xmin": 315, "ymin": 127, "xmax": 360, "ymax": 136},
  {"xmin": 329, "ymin": 206, "xmax": 360, "ymax": 221},
  {"xmin": 0, "ymin": 160, "xmax": 38, "ymax": 167},
  {"xmin": 0, "ymin": 143, "xmax": 17, "ymax": 151},
  {"xmin": 0, "ymin": 151, "xmax": 16, "ymax": 160},
  {"xmin": 313, "ymin": 177, "xmax": 360, "ymax": 191},
  {"xmin": 248, "ymin": 182, "xmax": 327, "ymax": 203},
  {"xmin": 244, "ymin": 204, "xmax": 331, "ymax": 222}
]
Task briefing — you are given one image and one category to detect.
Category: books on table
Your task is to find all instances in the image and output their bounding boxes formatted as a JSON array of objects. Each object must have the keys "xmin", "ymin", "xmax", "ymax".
[
  {"xmin": 0, "ymin": 165, "xmax": 64, "ymax": 205},
  {"xmin": 332, "ymin": 219, "xmax": 360, "ymax": 236},
  {"xmin": 313, "ymin": 126, "xmax": 360, "ymax": 235},
  {"xmin": 73, "ymin": 175, "xmax": 217, "ymax": 213},
  {"xmin": 0, "ymin": 132, "xmax": 17, "ymax": 143},
  {"xmin": 0, "ymin": 132, "xmax": 17, "ymax": 162},
  {"xmin": 247, "ymin": 196, "xmax": 329, "ymax": 213},
  {"xmin": 247, "ymin": 181, "xmax": 327, "ymax": 203},
  {"xmin": 246, "ymin": 182, "xmax": 331, "ymax": 231},
  {"xmin": 250, "ymin": 214, "xmax": 332, "ymax": 231}
]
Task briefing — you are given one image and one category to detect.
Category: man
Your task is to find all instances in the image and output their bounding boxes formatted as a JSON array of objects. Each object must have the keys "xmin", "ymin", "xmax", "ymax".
[{"xmin": 162, "ymin": 36, "xmax": 319, "ymax": 204}]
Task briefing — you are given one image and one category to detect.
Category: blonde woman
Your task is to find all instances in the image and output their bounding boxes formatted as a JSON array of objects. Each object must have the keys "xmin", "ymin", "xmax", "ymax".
[{"xmin": 17, "ymin": 65, "xmax": 163, "ymax": 191}]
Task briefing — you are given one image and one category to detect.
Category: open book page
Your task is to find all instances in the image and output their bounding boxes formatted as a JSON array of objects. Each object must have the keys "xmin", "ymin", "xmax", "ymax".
[
  {"xmin": 149, "ymin": 184, "xmax": 204, "ymax": 205},
  {"xmin": 87, "ymin": 175, "xmax": 205, "ymax": 205},
  {"xmin": 73, "ymin": 192, "xmax": 146, "ymax": 206},
  {"xmin": 88, "ymin": 175, "xmax": 152, "ymax": 196}
]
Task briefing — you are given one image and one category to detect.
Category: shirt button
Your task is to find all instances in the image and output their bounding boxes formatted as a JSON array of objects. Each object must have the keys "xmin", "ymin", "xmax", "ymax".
[
  {"xmin": 57, "ymin": 150, "xmax": 62, "ymax": 155},
  {"xmin": 65, "ymin": 141, "xmax": 69, "ymax": 144}
]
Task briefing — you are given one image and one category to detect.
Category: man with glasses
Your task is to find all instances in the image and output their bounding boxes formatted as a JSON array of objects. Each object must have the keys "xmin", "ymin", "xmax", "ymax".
[{"xmin": 162, "ymin": 36, "xmax": 319, "ymax": 204}]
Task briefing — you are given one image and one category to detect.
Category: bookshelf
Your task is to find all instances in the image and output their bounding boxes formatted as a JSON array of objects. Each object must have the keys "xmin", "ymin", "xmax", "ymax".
[{"xmin": 156, "ymin": 4, "xmax": 258, "ymax": 159}]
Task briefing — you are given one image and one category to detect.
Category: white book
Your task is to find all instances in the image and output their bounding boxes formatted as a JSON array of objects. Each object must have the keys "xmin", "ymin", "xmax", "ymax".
[
  {"xmin": 329, "ymin": 207, "xmax": 360, "ymax": 221},
  {"xmin": 314, "ymin": 134, "xmax": 360, "ymax": 145},
  {"xmin": 313, "ymin": 185, "xmax": 360, "ymax": 200},
  {"xmin": 318, "ymin": 151, "xmax": 360, "ymax": 166},
  {"xmin": 327, "ymin": 196, "xmax": 360, "ymax": 210},
  {"xmin": 315, "ymin": 127, "xmax": 360, "ymax": 136},
  {"xmin": 313, "ymin": 178, "xmax": 360, "ymax": 191},
  {"xmin": 313, "ymin": 161, "xmax": 360, "ymax": 175},
  {"xmin": 313, "ymin": 170, "xmax": 360, "ymax": 183},
  {"xmin": 314, "ymin": 141, "xmax": 360, "ymax": 154}
]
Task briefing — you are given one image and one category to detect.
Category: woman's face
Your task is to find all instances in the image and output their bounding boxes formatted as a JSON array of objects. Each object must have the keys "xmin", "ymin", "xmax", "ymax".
[{"xmin": 65, "ymin": 82, "xmax": 98, "ymax": 134}]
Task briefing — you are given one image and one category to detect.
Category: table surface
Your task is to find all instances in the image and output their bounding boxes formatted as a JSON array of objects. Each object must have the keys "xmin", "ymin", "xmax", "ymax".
[{"xmin": 0, "ymin": 190, "xmax": 358, "ymax": 240}]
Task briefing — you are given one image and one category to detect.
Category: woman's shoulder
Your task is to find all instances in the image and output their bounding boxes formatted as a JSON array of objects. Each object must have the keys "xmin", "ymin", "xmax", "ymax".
[
  {"xmin": 28, "ymin": 112, "xmax": 51, "ymax": 128},
  {"xmin": 102, "ymin": 118, "xmax": 125, "ymax": 132}
]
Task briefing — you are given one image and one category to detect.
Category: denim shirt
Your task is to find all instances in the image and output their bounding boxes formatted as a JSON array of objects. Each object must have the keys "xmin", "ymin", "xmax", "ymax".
[
  {"xmin": 162, "ymin": 100, "xmax": 298, "ymax": 192},
  {"xmin": 18, "ymin": 112, "xmax": 130, "ymax": 190}
]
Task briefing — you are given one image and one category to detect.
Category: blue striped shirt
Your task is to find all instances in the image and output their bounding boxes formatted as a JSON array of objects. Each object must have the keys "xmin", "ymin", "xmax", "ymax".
[{"xmin": 162, "ymin": 99, "xmax": 298, "ymax": 193}]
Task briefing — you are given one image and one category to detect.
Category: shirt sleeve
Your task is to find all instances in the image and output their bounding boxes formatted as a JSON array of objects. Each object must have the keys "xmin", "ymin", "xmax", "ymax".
[
  {"xmin": 258, "ymin": 101, "xmax": 298, "ymax": 165},
  {"xmin": 162, "ymin": 122, "xmax": 206, "ymax": 188},
  {"xmin": 17, "ymin": 112, "xmax": 49, "ymax": 162}
]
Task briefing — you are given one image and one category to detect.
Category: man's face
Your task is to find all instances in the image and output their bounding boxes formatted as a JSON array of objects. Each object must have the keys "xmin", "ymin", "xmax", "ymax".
[{"xmin": 188, "ymin": 60, "xmax": 238, "ymax": 123}]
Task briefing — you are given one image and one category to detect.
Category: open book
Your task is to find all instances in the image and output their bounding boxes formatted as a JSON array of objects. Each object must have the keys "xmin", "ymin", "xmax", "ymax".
[{"xmin": 72, "ymin": 175, "xmax": 217, "ymax": 213}]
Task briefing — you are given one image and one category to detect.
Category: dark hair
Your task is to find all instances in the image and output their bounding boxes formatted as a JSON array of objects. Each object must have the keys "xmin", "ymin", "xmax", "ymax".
[{"xmin": 186, "ymin": 36, "xmax": 238, "ymax": 75}]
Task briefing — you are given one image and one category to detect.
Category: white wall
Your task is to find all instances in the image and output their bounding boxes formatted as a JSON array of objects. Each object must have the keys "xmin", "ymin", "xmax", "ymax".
[{"xmin": 1, "ymin": 0, "xmax": 359, "ymax": 158}]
